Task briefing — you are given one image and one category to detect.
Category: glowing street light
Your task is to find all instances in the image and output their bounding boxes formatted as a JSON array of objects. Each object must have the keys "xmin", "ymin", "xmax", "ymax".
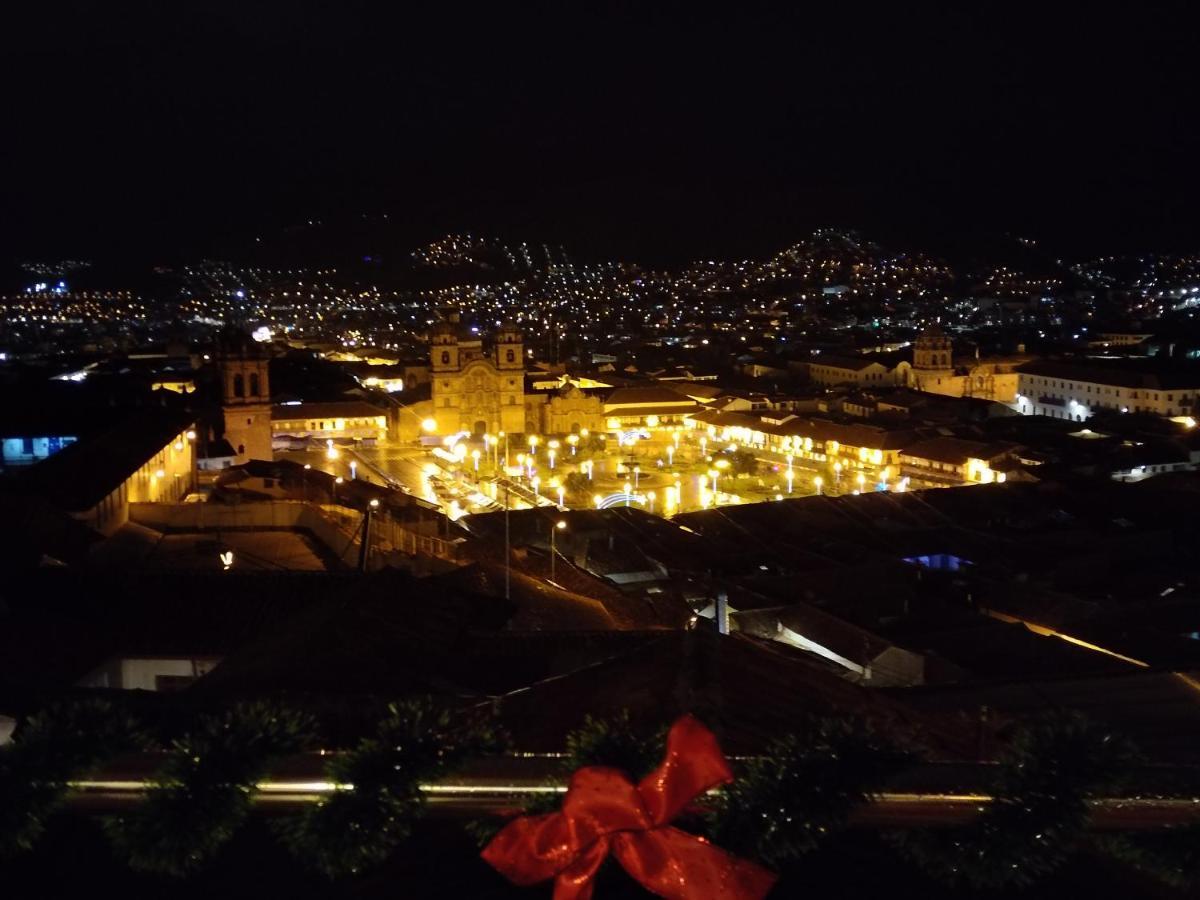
[
  {"xmin": 557, "ymin": 485, "xmax": 566, "ymax": 509},
  {"xmin": 471, "ymin": 448, "xmax": 481, "ymax": 471},
  {"xmin": 633, "ymin": 464, "xmax": 641, "ymax": 489},
  {"xmin": 567, "ymin": 434, "xmax": 579, "ymax": 456},
  {"xmin": 647, "ymin": 490, "xmax": 656, "ymax": 514},
  {"xmin": 421, "ymin": 417, "xmax": 437, "ymax": 433},
  {"xmin": 814, "ymin": 475, "xmax": 823, "ymax": 495},
  {"xmin": 667, "ymin": 444, "xmax": 674, "ymax": 466},
  {"xmin": 594, "ymin": 493, "xmax": 604, "ymax": 508},
  {"xmin": 326, "ymin": 438, "xmax": 339, "ymax": 460},
  {"xmin": 624, "ymin": 481, "xmax": 632, "ymax": 506}
]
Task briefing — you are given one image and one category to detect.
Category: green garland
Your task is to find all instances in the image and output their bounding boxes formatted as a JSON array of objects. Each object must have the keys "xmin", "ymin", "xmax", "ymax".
[
  {"xmin": 706, "ymin": 716, "xmax": 912, "ymax": 867},
  {"xmin": 887, "ymin": 711, "xmax": 1137, "ymax": 890},
  {"xmin": 105, "ymin": 701, "xmax": 314, "ymax": 876},
  {"xmin": 0, "ymin": 701, "xmax": 1176, "ymax": 889},
  {"xmin": 0, "ymin": 698, "xmax": 147, "ymax": 857},
  {"xmin": 1094, "ymin": 826, "xmax": 1200, "ymax": 889},
  {"xmin": 274, "ymin": 698, "xmax": 500, "ymax": 879}
]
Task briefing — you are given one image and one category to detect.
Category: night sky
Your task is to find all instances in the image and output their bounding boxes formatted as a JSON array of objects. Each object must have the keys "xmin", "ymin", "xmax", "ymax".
[{"xmin": 2, "ymin": 3, "xmax": 1198, "ymax": 266}]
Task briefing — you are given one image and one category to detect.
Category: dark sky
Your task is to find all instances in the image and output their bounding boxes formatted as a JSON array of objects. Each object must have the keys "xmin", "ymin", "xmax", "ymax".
[{"xmin": 2, "ymin": 3, "xmax": 1198, "ymax": 266}]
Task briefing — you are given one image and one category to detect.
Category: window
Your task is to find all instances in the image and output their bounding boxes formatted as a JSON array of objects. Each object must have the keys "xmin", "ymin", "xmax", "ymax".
[
  {"xmin": 233, "ymin": 373, "xmax": 244, "ymax": 397},
  {"xmin": 441, "ymin": 351, "xmax": 450, "ymax": 365},
  {"xmin": 506, "ymin": 349, "xmax": 515, "ymax": 363}
]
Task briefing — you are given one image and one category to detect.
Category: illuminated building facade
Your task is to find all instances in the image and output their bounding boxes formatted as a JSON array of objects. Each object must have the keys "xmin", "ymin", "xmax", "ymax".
[{"xmin": 429, "ymin": 316, "xmax": 527, "ymax": 436}]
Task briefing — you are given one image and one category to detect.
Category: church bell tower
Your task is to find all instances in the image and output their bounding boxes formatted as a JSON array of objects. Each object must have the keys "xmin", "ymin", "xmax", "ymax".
[{"xmin": 216, "ymin": 329, "xmax": 273, "ymax": 463}]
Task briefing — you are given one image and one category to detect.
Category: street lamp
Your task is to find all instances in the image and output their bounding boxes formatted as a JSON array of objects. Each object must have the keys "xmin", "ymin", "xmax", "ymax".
[
  {"xmin": 567, "ymin": 434, "xmax": 578, "ymax": 456},
  {"xmin": 557, "ymin": 485, "xmax": 566, "ymax": 509},
  {"xmin": 633, "ymin": 464, "xmax": 641, "ymax": 490},
  {"xmin": 550, "ymin": 518, "xmax": 567, "ymax": 581},
  {"xmin": 667, "ymin": 444, "xmax": 674, "ymax": 466},
  {"xmin": 624, "ymin": 481, "xmax": 632, "ymax": 506},
  {"xmin": 814, "ymin": 475, "xmax": 823, "ymax": 495},
  {"xmin": 647, "ymin": 490, "xmax": 656, "ymax": 514},
  {"xmin": 708, "ymin": 468, "xmax": 720, "ymax": 502},
  {"xmin": 500, "ymin": 430, "xmax": 508, "ymax": 468},
  {"xmin": 471, "ymin": 448, "xmax": 481, "ymax": 471}
]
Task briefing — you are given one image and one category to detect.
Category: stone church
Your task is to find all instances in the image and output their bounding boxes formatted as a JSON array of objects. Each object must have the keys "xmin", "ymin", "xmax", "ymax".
[
  {"xmin": 423, "ymin": 315, "xmax": 605, "ymax": 438},
  {"xmin": 429, "ymin": 315, "xmax": 528, "ymax": 436},
  {"xmin": 906, "ymin": 324, "xmax": 1022, "ymax": 404}
]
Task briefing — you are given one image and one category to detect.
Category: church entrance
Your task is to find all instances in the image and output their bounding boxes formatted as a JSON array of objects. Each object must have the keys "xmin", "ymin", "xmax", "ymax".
[{"xmin": 473, "ymin": 420, "xmax": 488, "ymax": 437}]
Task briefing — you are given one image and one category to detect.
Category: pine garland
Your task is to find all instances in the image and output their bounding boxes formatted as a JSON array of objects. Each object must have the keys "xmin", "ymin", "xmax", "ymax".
[
  {"xmin": 1094, "ymin": 826, "xmax": 1200, "ymax": 889},
  {"xmin": 0, "ymin": 698, "xmax": 147, "ymax": 858},
  {"xmin": 105, "ymin": 701, "xmax": 314, "ymax": 876},
  {"xmin": 706, "ymin": 716, "xmax": 912, "ymax": 867},
  {"xmin": 887, "ymin": 712, "xmax": 1137, "ymax": 890},
  {"xmin": 274, "ymin": 698, "xmax": 500, "ymax": 878}
]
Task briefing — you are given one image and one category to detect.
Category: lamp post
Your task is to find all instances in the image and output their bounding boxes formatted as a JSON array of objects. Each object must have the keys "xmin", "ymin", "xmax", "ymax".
[
  {"xmin": 557, "ymin": 485, "xmax": 566, "ymax": 509},
  {"xmin": 548, "ymin": 439, "xmax": 560, "ymax": 469},
  {"xmin": 633, "ymin": 464, "xmax": 641, "ymax": 490},
  {"xmin": 471, "ymin": 448, "xmax": 481, "ymax": 472},
  {"xmin": 814, "ymin": 475, "xmax": 823, "ymax": 495},
  {"xmin": 303, "ymin": 463, "xmax": 311, "ymax": 500},
  {"xmin": 504, "ymin": 479, "xmax": 511, "ymax": 601},
  {"xmin": 567, "ymin": 434, "xmax": 578, "ymax": 456},
  {"xmin": 647, "ymin": 490, "xmax": 656, "ymax": 514},
  {"xmin": 624, "ymin": 481, "xmax": 632, "ymax": 506},
  {"xmin": 667, "ymin": 444, "xmax": 674, "ymax": 467},
  {"xmin": 550, "ymin": 518, "xmax": 566, "ymax": 581},
  {"xmin": 501, "ymin": 431, "xmax": 508, "ymax": 468},
  {"xmin": 708, "ymin": 468, "xmax": 720, "ymax": 503}
]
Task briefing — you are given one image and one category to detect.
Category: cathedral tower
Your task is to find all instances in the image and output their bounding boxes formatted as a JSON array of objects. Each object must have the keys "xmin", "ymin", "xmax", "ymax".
[
  {"xmin": 494, "ymin": 322, "xmax": 523, "ymax": 371},
  {"xmin": 216, "ymin": 329, "xmax": 273, "ymax": 463}
]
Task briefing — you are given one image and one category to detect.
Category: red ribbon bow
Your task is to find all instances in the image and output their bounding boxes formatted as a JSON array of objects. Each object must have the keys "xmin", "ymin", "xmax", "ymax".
[{"xmin": 482, "ymin": 715, "xmax": 776, "ymax": 900}]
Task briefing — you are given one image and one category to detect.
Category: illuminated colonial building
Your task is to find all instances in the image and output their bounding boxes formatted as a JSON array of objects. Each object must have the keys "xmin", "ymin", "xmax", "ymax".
[
  {"xmin": 906, "ymin": 324, "xmax": 1021, "ymax": 403},
  {"xmin": 429, "ymin": 316, "xmax": 527, "ymax": 436}
]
